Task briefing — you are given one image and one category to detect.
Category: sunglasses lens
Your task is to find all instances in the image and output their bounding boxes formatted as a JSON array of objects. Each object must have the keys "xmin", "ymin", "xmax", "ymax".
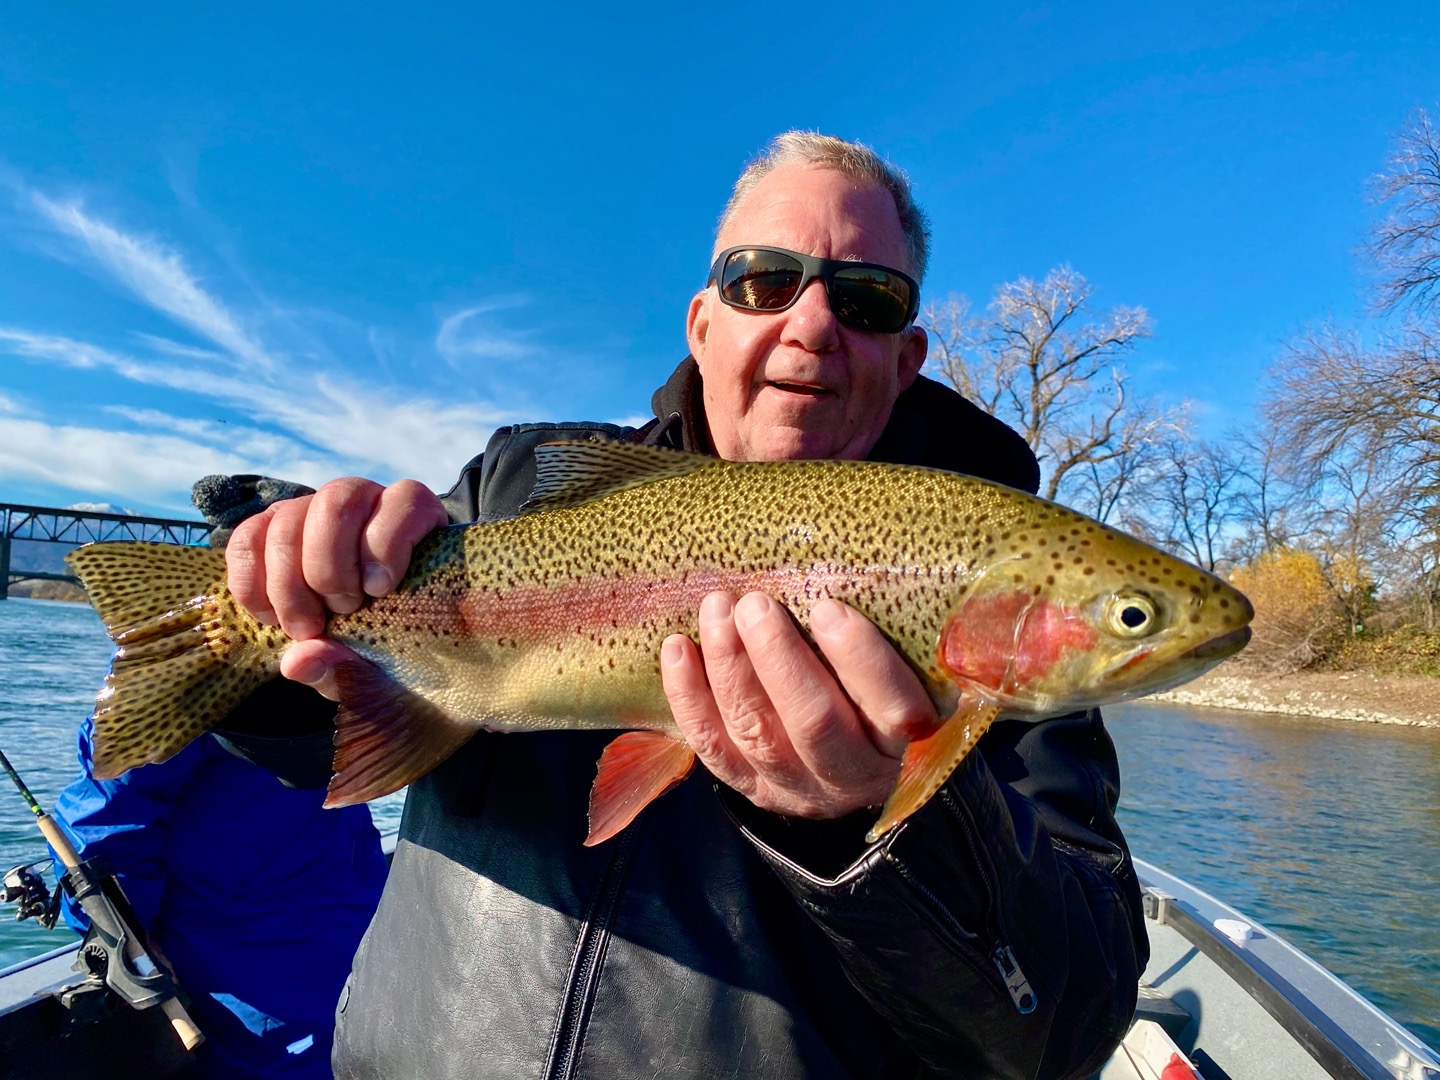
[
  {"xmin": 831, "ymin": 267, "xmax": 913, "ymax": 333},
  {"xmin": 719, "ymin": 249, "xmax": 805, "ymax": 310},
  {"xmin": 716, "ymin": 248, "xmax": 915, "ymax": 332}
]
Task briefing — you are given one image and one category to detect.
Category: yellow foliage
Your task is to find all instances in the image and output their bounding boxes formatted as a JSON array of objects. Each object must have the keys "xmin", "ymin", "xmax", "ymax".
[{"xmin": 1230, "ymin": 548, "xmax": 1348, "ymax": 672}]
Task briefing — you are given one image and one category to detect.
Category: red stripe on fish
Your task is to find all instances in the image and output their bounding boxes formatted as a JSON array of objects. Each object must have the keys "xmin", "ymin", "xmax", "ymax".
[{"xmin": 453, "ymin": 565, "xmax": 862, "ymax": 641}]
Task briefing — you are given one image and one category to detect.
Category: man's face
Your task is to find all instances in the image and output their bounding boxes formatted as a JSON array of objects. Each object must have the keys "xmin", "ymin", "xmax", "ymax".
[{"xmin": 686, "ymin": 163, "xmax": 928, "ymax": 463}]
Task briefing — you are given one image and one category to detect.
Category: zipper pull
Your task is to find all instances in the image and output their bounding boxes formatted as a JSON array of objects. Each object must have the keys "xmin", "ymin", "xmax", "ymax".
[{"xmin": 992, "ymin": 945, "xmax": 1037, "ymax": 1014}]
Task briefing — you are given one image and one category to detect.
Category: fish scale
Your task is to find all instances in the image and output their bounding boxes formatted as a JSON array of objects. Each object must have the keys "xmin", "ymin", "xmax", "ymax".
[{"xmin": 67, "ymin": 441, "xmax": 1252, "ymax": 847}]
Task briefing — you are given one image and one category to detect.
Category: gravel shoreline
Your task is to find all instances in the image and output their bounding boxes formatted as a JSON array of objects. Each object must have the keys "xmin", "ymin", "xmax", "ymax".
[{"xmin": 1144, "ymin": 668, "xmax": 1440, "ymax": 728}]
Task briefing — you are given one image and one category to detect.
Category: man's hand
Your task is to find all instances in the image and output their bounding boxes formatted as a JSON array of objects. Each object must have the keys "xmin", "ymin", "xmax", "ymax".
[
  {"xmin": 224, "ymin": 477, "xmax": 450, "ymax": 699},
  {"xmin": 660, "ymin": 592, "xmax": 940, "ymax": 819}
]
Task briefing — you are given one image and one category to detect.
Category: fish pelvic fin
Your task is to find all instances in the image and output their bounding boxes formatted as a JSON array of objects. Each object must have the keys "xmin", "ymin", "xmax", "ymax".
[
  {"xmin": 866, "ymin": 695, "xmax": 1002, "ymax": 844},
  {"xmin": 323, "ymin": 660, "xmax": 477, "ymax": 807},
  {"xmin": 585, "ymin": 731, "xmax": 697, "ymax": 847},
  {"xmin": 65, "ymin": 541, "xmax": 283, "ymax": 780},
  {"xmin": 522, "ymin": 441, "xmax": 712, "ymax": 514}
]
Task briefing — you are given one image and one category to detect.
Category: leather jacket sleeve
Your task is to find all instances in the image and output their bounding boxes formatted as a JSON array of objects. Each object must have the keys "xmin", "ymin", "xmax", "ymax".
[{"xmin": 728, "ymin": 710, "xmax": 1147, "ymax": 1080}]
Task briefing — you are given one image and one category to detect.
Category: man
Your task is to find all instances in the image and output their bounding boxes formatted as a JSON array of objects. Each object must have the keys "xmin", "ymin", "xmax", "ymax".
[{"xmin": 222, "ymin": 132, "xmax": 1147, "ymax": 1078}]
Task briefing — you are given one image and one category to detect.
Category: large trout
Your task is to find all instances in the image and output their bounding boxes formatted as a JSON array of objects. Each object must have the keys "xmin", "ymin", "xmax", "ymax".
[{"xmin": 67, "ymin": 441, "xmax": 1252, "ymax": 846}]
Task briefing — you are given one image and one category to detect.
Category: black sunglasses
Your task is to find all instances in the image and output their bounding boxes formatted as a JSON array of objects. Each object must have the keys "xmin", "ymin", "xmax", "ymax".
[{"xmin": 707, "ymin": 246, "xmax": 919, "ymax": 334}]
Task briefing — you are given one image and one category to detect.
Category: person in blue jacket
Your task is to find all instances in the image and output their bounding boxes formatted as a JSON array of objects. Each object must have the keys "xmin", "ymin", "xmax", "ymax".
[{"xmin": 52, "ymin": 477, "xmax": 388, "ymax": 1080}]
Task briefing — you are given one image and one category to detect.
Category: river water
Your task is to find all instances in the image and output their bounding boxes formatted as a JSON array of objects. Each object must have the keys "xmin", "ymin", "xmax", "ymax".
[{"xmin": 1, "ymin": 596, "xmax": 1436, "ymax": 1048}]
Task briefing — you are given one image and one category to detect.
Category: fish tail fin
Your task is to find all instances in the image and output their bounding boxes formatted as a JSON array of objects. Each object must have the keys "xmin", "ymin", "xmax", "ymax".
[
  {"xmin": 323, "ymin": 660, "xmax": 477, "ymax": 807},
  {"xmin": 66, "ymin": 541, "xmax": 284, "ymax": 779},
  {"xmin": 585, "ymin": 731, "xmax": 696, "ymax": 846},
  {"xmin": 866, "ymin": 697, "xmax": 1001, "ymax": 843}
]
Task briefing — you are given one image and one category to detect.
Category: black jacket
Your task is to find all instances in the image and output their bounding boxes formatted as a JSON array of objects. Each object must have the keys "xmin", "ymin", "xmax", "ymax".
[{"xmin": 270, "ymin": 360, "xmax": 1145, "ymax": 1079}]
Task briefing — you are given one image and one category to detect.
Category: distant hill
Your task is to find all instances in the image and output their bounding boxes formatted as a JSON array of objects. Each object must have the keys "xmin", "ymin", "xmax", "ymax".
[
  {"xmin": 8, "ymin": 578, "xmax": 89, "ymax": 602},
  {"xmin": 6, "ymin": 538, "xmax": 77, "ymax": 575}
]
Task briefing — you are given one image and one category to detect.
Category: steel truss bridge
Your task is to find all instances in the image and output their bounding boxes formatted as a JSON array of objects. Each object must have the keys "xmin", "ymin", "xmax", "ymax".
[{"xmin": 1, "ymin": 503, "xmax": 211, "ymax": 597}]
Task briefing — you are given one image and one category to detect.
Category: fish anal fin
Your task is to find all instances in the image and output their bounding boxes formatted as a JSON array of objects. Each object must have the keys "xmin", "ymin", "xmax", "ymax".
[
  {"xmin": 585, "ymin": 731, "xmax": 696, "ymax": 846},
  {"xmin": 522, "ymin": 441, "xmax": 712, "ymax": 514},
  {"xmin": 867, "ymin": 697, "xmax": 1002, "ymax": 843},
  {"xmin": 323, "ymin": 660, "xmax": 476, "ymax": 807}
]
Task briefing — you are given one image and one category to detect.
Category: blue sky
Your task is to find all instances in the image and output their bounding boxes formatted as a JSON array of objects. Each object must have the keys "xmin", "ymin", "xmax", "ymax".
[{"xmin": 1, "ymin": 3, "xmax": 1435, "ymax": 518}]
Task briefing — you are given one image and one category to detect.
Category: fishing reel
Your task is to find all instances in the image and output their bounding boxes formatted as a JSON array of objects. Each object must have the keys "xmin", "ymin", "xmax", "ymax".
[
  {"xmin": 2, "ymin": 858, "xmax": 61, "ymax": 929},
  {"xmin": 59, "ymin": 855, "xmax": 181, "ymax": 1013}
]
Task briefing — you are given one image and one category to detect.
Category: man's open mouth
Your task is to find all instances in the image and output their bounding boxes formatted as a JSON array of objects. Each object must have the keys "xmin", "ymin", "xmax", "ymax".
[{"xmin": 768, "ymin": 381, "xmax": 833, "ymax": 397}]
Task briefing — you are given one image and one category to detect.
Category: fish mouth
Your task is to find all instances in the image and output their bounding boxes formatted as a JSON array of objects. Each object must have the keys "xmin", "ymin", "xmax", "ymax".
[
  {"xmin": 1182, "ymin": 625, "xmax": 1252, "ymax": 665},
  {"xmin": 1094, "ymin": 624, "xmax": 1252, "ymax": 701}
]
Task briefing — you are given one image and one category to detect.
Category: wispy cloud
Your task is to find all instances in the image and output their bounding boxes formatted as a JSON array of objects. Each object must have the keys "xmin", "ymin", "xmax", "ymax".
[
  {"xmin": 435, "ymin": 302, "xmax": 540, "ymax": 367},
  {"xmin": 1, "ymin": 191, "xmax": 601, "ymax": 509},
  {"xmin": 31, "ymin": 194, "xmax": 275, "ymax": 371},
  {"xmin": 0, "ymin": 415, "xmax": 253, "ymax": 513},
  {"xmin": 130, "ymin": 333, "xmax": 232, "ymax": 363},
  {"xmin": 1, "ymin": 325, "xmax": 524, "ymax": 491}
]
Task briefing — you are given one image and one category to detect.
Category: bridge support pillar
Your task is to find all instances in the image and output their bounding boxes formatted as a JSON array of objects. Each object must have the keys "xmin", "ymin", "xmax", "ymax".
[{"xmin": 0, "ymin": 534, "xmax": 9, "ymax": 600}]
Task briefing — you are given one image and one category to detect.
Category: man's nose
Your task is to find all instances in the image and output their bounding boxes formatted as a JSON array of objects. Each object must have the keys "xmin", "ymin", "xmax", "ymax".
[{"xmin": 781, "ymin": 278, "xmax": 840, "ymax": 351}]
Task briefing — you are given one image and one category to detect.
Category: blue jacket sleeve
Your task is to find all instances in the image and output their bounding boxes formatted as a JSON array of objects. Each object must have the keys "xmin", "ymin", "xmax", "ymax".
[{"xmin": 49, "ymin": 713, "xmax": 206, "ymax": 935}]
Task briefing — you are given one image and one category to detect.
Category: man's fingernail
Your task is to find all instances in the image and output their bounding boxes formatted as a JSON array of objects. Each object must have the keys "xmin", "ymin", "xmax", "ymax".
[
  {"xmin": 363, "ymin": 562, "xmax": 392, "ymax": 596},
  {"xmin": 699, "ymin": 592, "xmax": 734, "ymax": 628},
  {"xmin": 733, "ymin": 593, "xmax": 769, "ymax": 631},
  {"xmin": 661, "ymin": 637, "xmax": 685, "ymax": 668},
  {"xmin": 810, "ymin": 599, "xmax": 846, "ymax": 634},
  {"xmin": 288, "ymin": 618, "xmax": 324, "ymax": 641},
  {"xmin": 326, "ymin": 593, "xmax": 364, "ymax": 615}
]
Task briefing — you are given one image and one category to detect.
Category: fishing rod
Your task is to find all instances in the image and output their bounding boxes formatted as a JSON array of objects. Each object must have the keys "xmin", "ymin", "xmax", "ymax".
[{"xmin": 0, "ymin": 744, "xmax": 203, "ymax": 1052}]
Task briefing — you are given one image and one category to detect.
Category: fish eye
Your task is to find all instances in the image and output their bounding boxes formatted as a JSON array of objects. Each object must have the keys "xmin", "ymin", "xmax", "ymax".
[{"xmin": 1106, "ymin": 594, "xmax": 1158, "ymax": 638}]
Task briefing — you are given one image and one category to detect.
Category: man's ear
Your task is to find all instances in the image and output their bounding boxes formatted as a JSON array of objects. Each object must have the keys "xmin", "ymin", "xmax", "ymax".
[
  {"xmin": 685, "ymin": 291, "xmax": 711, "ymax": 369},
  {"xmin": 896, "ymin": 325, "xmax": 928, "ymax": 392}
]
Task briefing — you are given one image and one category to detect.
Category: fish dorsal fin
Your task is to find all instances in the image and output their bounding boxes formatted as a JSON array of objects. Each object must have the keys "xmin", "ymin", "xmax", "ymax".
[{"xmin": 522, "ymin": 440, "xmax": 713, "ymax": 513}]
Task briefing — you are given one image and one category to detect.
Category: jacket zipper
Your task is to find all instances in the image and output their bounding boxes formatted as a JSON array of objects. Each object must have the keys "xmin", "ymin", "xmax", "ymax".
[
  {"xmin": 938, "ymin": 787, "xmax": 1038, "ymax": 1015},
  {"xmin": 545, "ymin": 825, "xmax": 639, "ymax": 1080}
]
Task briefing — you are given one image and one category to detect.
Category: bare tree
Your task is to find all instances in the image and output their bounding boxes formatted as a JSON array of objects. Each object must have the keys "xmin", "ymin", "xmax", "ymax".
[
  {"xmin": 1226, "ymin": 426, "xmax": 1314, "ymax": 563},
  {"xmin": 1129, "ymin": 437, "xmax": 1246, "ymax": 573},
  {"xmin": 1312, "ymin": 446, "xmax": 1390, "ymax": 635},
  {"xmin": 922, "ymin": 267, "xmax": 1175, "ymax": 512},
  {"xmin": 1265, "ymin": 326, "xmax": 1439, "ymax": 629},
  {"xmin": 1071, "ymin": 419, "xmax": 1176, "ymax": 527},
  {"xmin": 1369, "ymin": 107, "xmax": 1440, "ymax": 319},
  {"xmin": 1252, "ymin": 108, "xmax": 1440, "ymax": 642},
  {"xmin": 1268, "ymin": 326, "xmax": 1440, "ymax": 503}
]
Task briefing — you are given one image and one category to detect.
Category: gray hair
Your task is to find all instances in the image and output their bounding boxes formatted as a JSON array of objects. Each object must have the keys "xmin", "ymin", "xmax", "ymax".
[{"xmin": 715, "ymin": 131, "xmax": 931, "ymax": 285}]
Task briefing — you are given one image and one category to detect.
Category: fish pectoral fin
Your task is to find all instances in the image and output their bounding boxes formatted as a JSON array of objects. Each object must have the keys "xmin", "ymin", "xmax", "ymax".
[
  {"xmin": 585, "ymin": 731, "xmax": 697, "ymax": 847},
  {"xmin": 323, "ymin": 660, "xmax": 476, "ymax": 808},
  {"xmin": 866, "ymin": 696, "xmax": 1002, "ymax": 844}
]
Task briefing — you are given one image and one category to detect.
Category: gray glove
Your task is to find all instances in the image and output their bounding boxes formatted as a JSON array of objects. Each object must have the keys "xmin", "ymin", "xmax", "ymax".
[{"xmin": 192, "ymin": 474, "xmax": 317, "ymax": 550}]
